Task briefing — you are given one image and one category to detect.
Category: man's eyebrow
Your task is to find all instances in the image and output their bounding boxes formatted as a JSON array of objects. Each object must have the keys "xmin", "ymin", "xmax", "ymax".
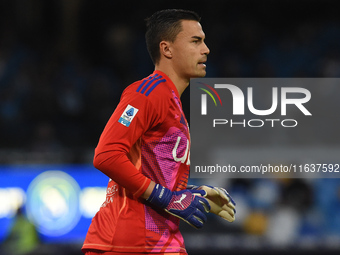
[{"xmin": 191, "ymin": 36, "xmax": 204, "ymax": 40}]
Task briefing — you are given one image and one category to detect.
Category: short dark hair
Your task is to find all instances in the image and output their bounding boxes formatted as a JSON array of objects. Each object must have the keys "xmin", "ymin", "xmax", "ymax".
[{"xmin": 145, "ymin": 9, "xmax": 201, "ymax": 65}]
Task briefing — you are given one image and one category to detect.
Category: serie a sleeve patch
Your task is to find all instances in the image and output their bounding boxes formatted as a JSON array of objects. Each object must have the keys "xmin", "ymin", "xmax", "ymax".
[{"xmin": 118, "ymin": 104, "xmax": 139, "ymax": 127}]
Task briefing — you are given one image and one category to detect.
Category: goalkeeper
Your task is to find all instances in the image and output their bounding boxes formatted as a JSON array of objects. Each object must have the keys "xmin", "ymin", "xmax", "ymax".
[{"xmin": 82, "ymin": 9, "xmax": 235, "ymax": 255}]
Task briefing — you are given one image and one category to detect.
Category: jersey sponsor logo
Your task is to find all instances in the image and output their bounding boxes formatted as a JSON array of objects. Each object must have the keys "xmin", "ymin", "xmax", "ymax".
[
  {"xmin": 172, "ymin": 136, "xmax": 190, "ymax": 165},
  {"xmin": 119, "ymin": 104, "xmax": 139, "ymax": 127}
]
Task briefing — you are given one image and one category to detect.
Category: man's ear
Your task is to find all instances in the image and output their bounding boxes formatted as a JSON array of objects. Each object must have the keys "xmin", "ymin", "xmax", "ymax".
[{"xmin": 159, "ymin": 41, "xmax": 172, "ymax": 59}]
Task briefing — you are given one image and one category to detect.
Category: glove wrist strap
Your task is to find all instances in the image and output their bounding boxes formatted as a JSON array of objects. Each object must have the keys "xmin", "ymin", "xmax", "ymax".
[{"xmin": 146, "ymin": 184, "xmax": 172, "ymax": 208}]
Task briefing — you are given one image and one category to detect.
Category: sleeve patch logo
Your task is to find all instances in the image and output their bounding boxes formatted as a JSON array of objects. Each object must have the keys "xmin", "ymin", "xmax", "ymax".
[{"xmin": 118, "ymin": 104, "xmax": 139, "ymax": 127}]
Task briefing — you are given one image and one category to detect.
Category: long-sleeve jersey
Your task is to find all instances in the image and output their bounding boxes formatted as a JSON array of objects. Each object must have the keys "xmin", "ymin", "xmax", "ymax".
[{"xmin": 82, "ymin": 70, "xmax": 190, "ymax": 254}]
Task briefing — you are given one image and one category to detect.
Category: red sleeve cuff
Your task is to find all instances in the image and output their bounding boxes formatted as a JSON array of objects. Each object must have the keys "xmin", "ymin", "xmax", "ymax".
[{"xmin": 133, "ymin": 177, "xmax": 151, "ymax": 198}]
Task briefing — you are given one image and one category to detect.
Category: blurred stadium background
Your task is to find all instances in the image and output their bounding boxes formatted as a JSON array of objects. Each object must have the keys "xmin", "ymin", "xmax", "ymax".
[{"xmin": 1, "ymin": 0, "xmax": 340, "ymax": 254}]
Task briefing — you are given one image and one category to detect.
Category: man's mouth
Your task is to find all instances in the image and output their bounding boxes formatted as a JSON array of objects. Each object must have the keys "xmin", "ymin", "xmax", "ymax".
[{"xmin": 198, "ymin": 60, "xmax": 207, "ymax": 67}]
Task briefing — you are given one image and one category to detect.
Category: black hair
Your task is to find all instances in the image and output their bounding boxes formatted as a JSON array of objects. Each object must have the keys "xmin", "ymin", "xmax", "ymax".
[{"xmin": 145, "ymin": 9, "xmax": 201, "ymax": 65}]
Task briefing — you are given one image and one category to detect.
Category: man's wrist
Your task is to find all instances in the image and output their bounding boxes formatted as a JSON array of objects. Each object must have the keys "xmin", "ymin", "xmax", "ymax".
[
  {"xmin": 141, "ymin": 180, "xmax": 156, "ymax": 199},
  {"xmin": 146, "ymin": 183, "xmax": 172, "ymax": 208}
]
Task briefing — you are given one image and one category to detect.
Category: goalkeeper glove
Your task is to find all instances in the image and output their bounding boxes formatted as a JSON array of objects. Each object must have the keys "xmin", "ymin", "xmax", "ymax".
[
  {"xmin": 147, "ymin": 184, "xmax": 210, "ymax": 229},
  {"xmin": 187, "ymin": 184, "xmax": 236, "ymax": 222}
]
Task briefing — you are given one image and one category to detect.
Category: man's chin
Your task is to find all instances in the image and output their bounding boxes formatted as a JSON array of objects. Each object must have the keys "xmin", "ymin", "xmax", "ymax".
[
  {"xmin": 193, "ymin": 69, "xmax": 207, "ymax": 78},
  {"xmin": 197, "ymin": 71, "xmax": 207, "ymax": 78},
  {"xmin": 187, "ymin": 70, "xmax": 207, "ymax": 80}
]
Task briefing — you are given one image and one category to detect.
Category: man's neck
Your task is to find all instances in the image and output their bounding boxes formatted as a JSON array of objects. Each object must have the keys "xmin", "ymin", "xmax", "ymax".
[{"xmin": 154, "ymin": 65, "xmax": 189, "ymax": 97}]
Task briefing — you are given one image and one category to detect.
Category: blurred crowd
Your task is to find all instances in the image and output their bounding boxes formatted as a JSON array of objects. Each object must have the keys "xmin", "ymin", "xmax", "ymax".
[
  {"xmin": 1, "ymin": 0, "xmax": 340, "ymax": 254},
  {"xmin": 183, "ymin": 177, "xmax": 340, "ymax": 252}
]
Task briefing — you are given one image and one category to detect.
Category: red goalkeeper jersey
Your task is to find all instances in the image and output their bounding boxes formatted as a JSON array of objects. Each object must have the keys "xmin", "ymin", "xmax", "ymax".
[{"xmin": 82, "ymin": 70, "xmax": 190, "ymax": 254}]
